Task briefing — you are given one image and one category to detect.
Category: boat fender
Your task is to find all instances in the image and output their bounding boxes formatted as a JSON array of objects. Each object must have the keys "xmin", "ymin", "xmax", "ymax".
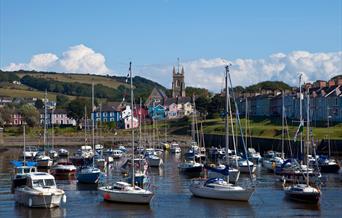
[
  {"xmin": 63, "ymin": 195, "xmax": 67, "ymax": 203},
  {"xmin": 28, "ymin": 198, "xmax": 32, "ymax": 207}
]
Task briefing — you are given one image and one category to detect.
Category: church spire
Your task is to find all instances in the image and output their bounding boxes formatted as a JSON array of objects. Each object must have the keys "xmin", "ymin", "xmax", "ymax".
[
  {"xmin": 173, "ymin": 66, "xmax": 176, "ymax": 75},
  {"xmin": 181, "ymin": 66, "xmax": 184, "ymax": 74}
]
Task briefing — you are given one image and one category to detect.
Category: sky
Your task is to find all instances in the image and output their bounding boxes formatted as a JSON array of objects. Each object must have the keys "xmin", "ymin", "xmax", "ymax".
[{"xmin": 1, "ymin": 0, "xmax": 341, "ymax": 91}]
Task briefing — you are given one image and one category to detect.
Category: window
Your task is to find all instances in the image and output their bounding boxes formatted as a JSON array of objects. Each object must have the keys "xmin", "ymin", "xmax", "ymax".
[
  {"xmin": 33, "ymin": 179, "xmax": 44, "ymax": 187},
  {"xmin": 44, "ymin": 179, "xmax": 55, "ymax": 187}
]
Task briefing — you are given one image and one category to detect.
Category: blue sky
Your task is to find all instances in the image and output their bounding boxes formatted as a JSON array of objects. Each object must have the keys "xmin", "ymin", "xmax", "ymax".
[{"xmin": 1, "ymin": 0, "xmax": 341, "ymax": 90}]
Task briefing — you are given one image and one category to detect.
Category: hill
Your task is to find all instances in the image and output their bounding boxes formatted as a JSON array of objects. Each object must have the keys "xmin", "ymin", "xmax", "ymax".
[{"xmin": 0, "ymin": 70, "xmax": 167, "ymax": 101}]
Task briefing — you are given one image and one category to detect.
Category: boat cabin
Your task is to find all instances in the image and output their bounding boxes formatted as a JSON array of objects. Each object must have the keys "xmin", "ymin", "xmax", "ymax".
[{"xmin": 26, "ymin": 172, "xmax": 57, "ymax": 189}]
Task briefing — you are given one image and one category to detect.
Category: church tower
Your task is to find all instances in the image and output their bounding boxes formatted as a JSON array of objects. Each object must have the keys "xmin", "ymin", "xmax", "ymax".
[{"xmin": 172, "ymin": 59, "xmax": 186, "ymax": 98}]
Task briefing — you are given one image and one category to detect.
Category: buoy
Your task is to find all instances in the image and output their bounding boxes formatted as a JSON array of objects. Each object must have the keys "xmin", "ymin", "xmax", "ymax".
[{"xmin": 28, "ymin": 198, "xmax": 32, "ymax": 207}]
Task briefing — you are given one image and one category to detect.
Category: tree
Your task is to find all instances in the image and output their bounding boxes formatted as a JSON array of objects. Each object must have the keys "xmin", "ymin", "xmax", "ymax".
[
  {"xmin": 34, "ymin": 99, "xmax": 44, "ymax": 109},
  {"xmin": 186, "ymin": 87, "xmax": 209, "ymax": 98},
  {"xmin": 195, "ymin": 96, "xmax": 210, "ymax": 116},
  {"xmin": 67, "ymin": 98, "xmax": 91, "ymax": 126},
  {"xmin": 19, "ymin": 104, "xmax": 40, "ymax": 127},
  {"xmin": 207, "ymin": 94, "xmax": 225, "ymax": 118},
  {"xmin": 0, "ymin": 105, "xmax": 14, "ymax": 125},
  {"xmin": 56, "ymin": 95, "xmax": 70, "ymax": 109}
]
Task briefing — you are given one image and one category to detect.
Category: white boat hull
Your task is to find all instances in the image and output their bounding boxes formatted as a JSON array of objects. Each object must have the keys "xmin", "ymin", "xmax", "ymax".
[
  {"xmin": 15, "ymin": 188, "xmax": 64, "ymax": 208},
  {"xmin": 190, "ymin": 182, "xmax": 254, "ymax": 201},
  {"xmin": 239, "ymin": 166, "xmax": 256, "ymax": 174},
  {"xmin": 147, "ymin": 157, "xmax": 163, "ymax": 167},
  {"xmin": 99, "ymin": 186, "xmax": 153, "ymax": 204}
]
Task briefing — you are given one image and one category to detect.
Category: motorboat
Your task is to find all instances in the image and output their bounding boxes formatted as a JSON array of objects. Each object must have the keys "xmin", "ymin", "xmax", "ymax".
[
  {"xmin": 99, "ymin": 181, "xmax": 153, "ymax": 204},
  {"xmin": 95, "ymin": 144, "xmax": 104, "ymax": 154},
  {"xmin": 263, "ymin": 156, "xmax": 284, "ymax": 172},
  {"xmin": 11, "ymin": 165, "xmax": 37, "ymax": 193},
  {"xmin": 146, "ymin": 154, "xmax": 163, "ymax": 167},
  {"xmin": 112, "ymin": 149, "xmax": 124, "ymax": 159},
  {"xmin": 58, "ymin": 148, "xmax": 69, "ymax": 157},
  {"xmin": 317, "ymin": 156, "xmax": 340, "ymax": 173},
  {"xmin": 248, "ymin": 148, "xmax": 262, "ymax": 163},
  {"xmin": 190, "ymin": 178, "xmax": 254, "ymax": 201},
  {"xmin": 14, "ymin": 172, "xmax": 66, "ymax": 208},
  {"xmin": 170, "ymin": 142, "xmax": 181, "ymax": 153},
  {"xmin": 237, "ymin": 159, "xmax": 256, "ymax": 174},
  {"xmin": 80, "ymin": 145, "xmax": 94, "ymax": 159},
  {"xmin": 76, "ymin": 165, "xmax": 101, "ymax": 184},
  {"xmin": 48, "ymin": 150, "xmax": 58, "ymax": 159},
  {"xmin": 118, "ymin": 145, "xmax": 127, "ymax": 153},
  {"xmin": 23, "ymin": 146, "xmax": 38, "ymax": 159},
  {"xmin": 283, "ymin": 183, "xmax": 320, "ymax": 204},
  {"xmin": 51, "ymin": 161, "xmax": 76, "ymax": 178},
  {"xmin": 178, "ymin": 160, "xmax": 203, "ymax": 173},
  {"xmin": 34, "ymin": 152, "xmax": 53, "ymax": 169}
]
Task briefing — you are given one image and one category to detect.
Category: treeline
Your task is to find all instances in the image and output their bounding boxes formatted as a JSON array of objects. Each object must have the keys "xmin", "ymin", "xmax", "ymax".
[
  {"xmin": 0, "ymin": 70, "xmax": 20, "ymax": 82},
  {"xmin": 244, "ymin": 81, "xmax": 292, "ymax": 93}
]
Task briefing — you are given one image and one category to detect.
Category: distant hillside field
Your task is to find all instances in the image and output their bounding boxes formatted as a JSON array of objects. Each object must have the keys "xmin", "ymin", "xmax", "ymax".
[
  {"xmin": 0, "ymin": 70, "xmax": 167, "ymax": 102},
  {"xmin": 16, "ymin": 72, "xmax": 129, "ymax": 89}
]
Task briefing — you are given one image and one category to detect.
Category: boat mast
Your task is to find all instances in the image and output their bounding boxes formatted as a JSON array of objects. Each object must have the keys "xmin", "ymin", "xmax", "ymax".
[
  {"xmin": 225, "ymin": 65, "xmax": 230, "ymax": 183},
  {"xmin": 23, "ymin": 125, "xmax": 26, "ymax": 163},
  {"xmin": 227, "ymin": 65, "xmax": 254, "ymax": 183},
  {"xmin": 52, "ymin": 109, "xmax": 54, "ymax": 151},
  {"xmin": 139, "ymin": 98, "xmax": 142, "ymax": 148},
  {"xmin": 327, "ymin": 106, "xmax": 331, "ymax": 157},
  {"xmin": 44, "ymin": 90, "xmax": 47, "ymax": 148},
  {"xmin": 245, "ymin": 97, "xmax": 248, "ymax": 147},
  {"xmin": 92, "ymin": 82, "xmax": 95, "ymax": 168},
  {"xmin": 299, "ymin": 74, "xmax": 303, "ymax": 163},
  {"xmin": 306, "ymin": 90, "xmax": 310, "ymax": 186},
  {"xmin": 129, "ymin": 62, "xmax": 135, "ymax": 187},
  {"xmin": 281, "ymin": 90, "xmax": 285, "ymax": 159},
  {"xmin": 84, "ymin": 106, "xmax": 87, "ymax": 145}
]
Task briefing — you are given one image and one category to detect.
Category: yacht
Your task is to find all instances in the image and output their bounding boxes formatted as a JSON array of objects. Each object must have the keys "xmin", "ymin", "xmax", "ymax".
[
  {"xmin": 190, "ymin": 178, "xmax": 254, "ymax": 201},
  {"xmin": 51, "ymin": 161, "xmax": 76, "ymax": 178},
  {"xmin": 170, "ymin": 142, "xmax": 181, "ymax": 153},
  {"xmin": 99, "ymin": 181, "xmax": 153, "ymax": 204},
  {"xmin": 14, "ymin": 172, "xmax": 66, "ymax": 208},
  {"xmin": 23, "ymin": 146, "xmax": 38, "ymax": 159}
]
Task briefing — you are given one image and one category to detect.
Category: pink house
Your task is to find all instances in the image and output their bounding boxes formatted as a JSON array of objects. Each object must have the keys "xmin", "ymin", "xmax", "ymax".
[
  {"xmin": 10, "ymin": 112, "xmax": 24, "ymax": 126},
  {"xmin": 167, "ymin": 103, "xmax": 178, "ymax": 119}
]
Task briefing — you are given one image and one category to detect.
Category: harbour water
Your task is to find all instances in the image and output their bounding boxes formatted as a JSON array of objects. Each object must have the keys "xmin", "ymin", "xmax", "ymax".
[{"xmin": 0, "ymin": 148, "xmax": 341, "ymax": 217}]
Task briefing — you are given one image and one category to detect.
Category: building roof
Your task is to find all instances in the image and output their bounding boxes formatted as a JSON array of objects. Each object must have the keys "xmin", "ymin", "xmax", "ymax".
[{"xmin": 95, "ymin": 102, "xmax": 124, "ymax": 112}]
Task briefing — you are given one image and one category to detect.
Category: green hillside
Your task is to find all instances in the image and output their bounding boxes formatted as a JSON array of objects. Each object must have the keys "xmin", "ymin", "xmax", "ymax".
[{"xmin": 0, "ymin": 70, "xmax": 167, "ymax": 101}]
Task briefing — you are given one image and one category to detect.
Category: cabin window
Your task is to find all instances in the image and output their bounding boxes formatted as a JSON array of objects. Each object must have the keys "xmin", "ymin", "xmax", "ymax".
[
  {"xmin": 33, "ymin": 179, "xmax": 45, "ymax": 187},
  {"xmin": 44, "ymin": 179, "xmax": 55, "ymax": 186}
]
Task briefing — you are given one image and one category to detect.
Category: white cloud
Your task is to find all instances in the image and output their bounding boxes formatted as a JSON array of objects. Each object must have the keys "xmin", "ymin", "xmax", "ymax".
[
  {"xmin": 3, "ymin": 48, "xmax": 341, "ymax": 92},
  {"xmin": 136, "ymin": 51, "xmax": 342, "ymax": 92},
  {"xmin": 3, "ymin": 44, "xmax": 110, "ymax": 74}
]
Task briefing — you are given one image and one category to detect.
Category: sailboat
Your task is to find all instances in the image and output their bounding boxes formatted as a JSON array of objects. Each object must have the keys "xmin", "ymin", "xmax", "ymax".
[
  {"xmin": 283, "ymin": 89, "xmax": 321, "ymax": 204},
  {"xmin": 178, "ymin": 98, "xmax": 204, "ymax": 173},
  {"xmin": 189, "ymin": 65, "xmax": 254, "ymax": 201},
  {"xmin": 76, "ymin": 83, "xmax": 101, "ymax": 184},
  {"xmin": 98, "ymin": 62, "xmax": 154, "ymax": 204},
  {"xmin": 316, "ymin": 116, "xmax": 340, "ymax": 173},
  {"xmin": 146, "ymin": 100, "xmax": 163, "ymax": 167},
  {"xmin": 11, "ymin": 125, "xmax": 38, "ymax": 193},
  {"xmin": 35, "ymin": 91, "xmax": 53, "ymax": 169}
]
